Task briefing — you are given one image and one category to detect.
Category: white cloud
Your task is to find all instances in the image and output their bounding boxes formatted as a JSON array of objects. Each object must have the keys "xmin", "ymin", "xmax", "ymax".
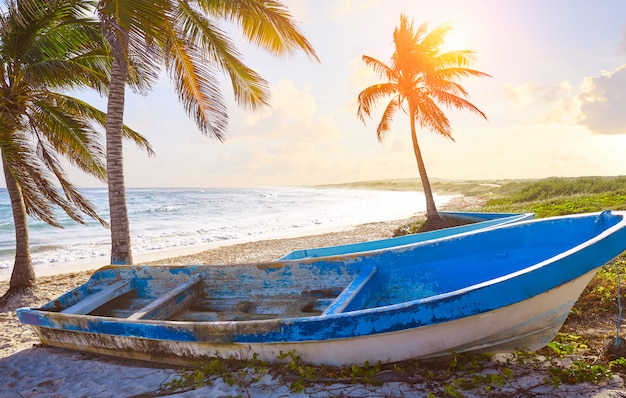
[
  {"xmin": 501, "ymin": 80, "xmax": 587, "ymax": 127},
  {"xmin": 502, "ymin": 81, "xmax": 574, "ymax": 109},
  {"xmin": 234, "ymin": 79, "xmax": 341, "ymax": 144},
  {"xmin": 349, "ymin": 55, "xmax": 381, "ymax": 92},
  {"xmin": 578, "ymin": 64, "xmax": 626, "ymax": 135},
  {"xmin": 502, "ymin": 82, "xmax": 536, "ymax": 106},
  {"xmin": 329, "ymin": 0, "xmax": 381, "ymax": 18}
]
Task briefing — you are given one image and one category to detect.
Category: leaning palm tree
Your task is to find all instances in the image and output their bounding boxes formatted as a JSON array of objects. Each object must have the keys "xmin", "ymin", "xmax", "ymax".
[
  {"xmin": 0, "ymin": 0, "xmax": 152, "ymax": 299},
  {"xmin": 357, "ymin": 15, "xmax": 490, "ymax": 230},
  {"xmin": 96, "ymin": 0, "xmax": 319, "ymax": 265}
]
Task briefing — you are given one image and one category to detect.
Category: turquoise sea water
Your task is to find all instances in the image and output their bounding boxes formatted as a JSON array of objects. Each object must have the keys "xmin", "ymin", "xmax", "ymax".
[{"xmin": 0, "ymin": 187, "xmax": 455, "ymax": 275}]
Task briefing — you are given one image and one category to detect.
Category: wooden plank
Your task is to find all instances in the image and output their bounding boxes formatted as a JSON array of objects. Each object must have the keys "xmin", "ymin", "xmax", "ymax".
[
  {"xmin": 322, "ymin": 264, "xmax": 378, "ymax": 315},
  {"xmin": 128, "ymin": 276, "xmax": 202, "ymax": 320},
  {"xmin": 61, "ymin": 280, "xmax": 134, "ymax": 315}
]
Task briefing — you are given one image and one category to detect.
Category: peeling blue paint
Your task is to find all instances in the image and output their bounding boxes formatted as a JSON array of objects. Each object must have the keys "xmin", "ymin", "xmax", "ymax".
[{"xmin": 16, "ymin": 211, "xmax": 626, "ymax": 365}]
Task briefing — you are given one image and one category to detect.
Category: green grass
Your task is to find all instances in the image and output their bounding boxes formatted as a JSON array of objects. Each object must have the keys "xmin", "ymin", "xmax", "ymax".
[
  {"xmin": 317, "ymin": 176, "xmax": 626, "ymax": 216},
  {"xmin": 478, "ymin": 177, "xmax": 626, "ymax": 217},
  {"xmin": 391, "ymin": 175, "xmax": 626, "ymax": 232}
]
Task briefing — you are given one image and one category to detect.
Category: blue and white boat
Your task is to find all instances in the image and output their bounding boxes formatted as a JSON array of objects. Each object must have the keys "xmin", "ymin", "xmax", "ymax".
[
  {"xmin": 17, "ymin": 211, "xmax": 626, "ymax": 366},
  {"xmin": 278, "ymin": 211, "xmax": 534, "ymax": 260}
]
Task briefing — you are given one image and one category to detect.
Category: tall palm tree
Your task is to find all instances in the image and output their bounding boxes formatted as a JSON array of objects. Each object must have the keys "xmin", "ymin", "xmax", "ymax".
[
  {"xmin": 357, "ymin": 15, "xmax": 489, "ymax": 230},
  {"xmin": 96, "ymin": 0, "xmax": 319, "ymax": 265},
  {"xmin": 0, "ymin": 0, "xmax": 152, "ymax": 297}
]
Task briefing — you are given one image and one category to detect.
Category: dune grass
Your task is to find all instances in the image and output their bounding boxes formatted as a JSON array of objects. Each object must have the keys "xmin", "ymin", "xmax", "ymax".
[
  {"xmin": 325, "ymin": 175, "xmax": 626, "ymax": 218},
  {"xmin": 476, "ymin": 176, "xmax": 626, "ymax": 217}
]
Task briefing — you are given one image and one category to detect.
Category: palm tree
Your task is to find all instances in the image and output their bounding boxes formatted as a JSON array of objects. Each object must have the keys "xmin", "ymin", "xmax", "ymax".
[
  {"xmin": 96, "ymin": 0, "xmax": 319, "ymax": 265},
  {"xmin": 357, "ymin": 15, "xmax": 489, "ymax": 230},
  {"xmin": 0, "ymin": 0, "xmax": 152, "ymax": 298}
]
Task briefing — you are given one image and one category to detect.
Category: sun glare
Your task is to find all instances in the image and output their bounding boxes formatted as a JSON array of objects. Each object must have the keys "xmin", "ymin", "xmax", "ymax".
[{"xmin": 439, "ymin": 25, "xmax": 471, "ymax": 53}]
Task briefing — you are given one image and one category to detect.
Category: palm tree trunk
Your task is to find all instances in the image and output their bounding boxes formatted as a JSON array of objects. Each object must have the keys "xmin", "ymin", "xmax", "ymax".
[
  {"xmin": 105, "ymin": 51, "xmax": 133, "ymax": 265},
  {"xmin": 2, "ymin": 158, "xmax": 35, "ymax": 289},
  {"xmin": 409, "ymin": 112, "xmax": 440, "ymax": 219}
]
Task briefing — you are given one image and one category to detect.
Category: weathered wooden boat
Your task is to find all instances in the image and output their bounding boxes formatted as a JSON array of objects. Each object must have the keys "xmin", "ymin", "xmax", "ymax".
[
  {"xmin": 17, "ymin": 211, "xmax": 626, "ymax": 367},
  {"xmin": 278, "ymin": 211, "xmax": 534, "ymax": 260}
]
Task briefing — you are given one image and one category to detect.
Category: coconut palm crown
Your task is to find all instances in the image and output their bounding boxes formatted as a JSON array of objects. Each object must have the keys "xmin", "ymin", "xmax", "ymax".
[
  {"xmin": 0, "ymin": 0, "xmax": 151, "ymax": 295},
  {"xmin": 97, "ymin": 0, "xmax": 319, "ymax": 265},
  {"xmin": 357, "ymin": 14, "xmax": 490, "ymax": 229}
]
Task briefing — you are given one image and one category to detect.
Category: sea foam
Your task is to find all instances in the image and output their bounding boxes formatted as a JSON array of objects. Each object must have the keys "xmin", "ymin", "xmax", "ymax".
[{"xmin": 0, "ymin": 187, "xmax": 456, "ymax": 275}]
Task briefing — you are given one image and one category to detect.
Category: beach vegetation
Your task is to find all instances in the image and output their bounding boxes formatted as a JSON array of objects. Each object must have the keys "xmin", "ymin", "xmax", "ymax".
[
  {"xmin": 479, "ymin": 178, "xmax": 626, "ymax": 218},
  {"xmin": 95, "ymin": 0, "xmax": 319, "ymax": 265},
  {"xmin": 356, "ymin": 15, "xmax": 490, "ymax": 232},
  {"xmin": 0, "ymin": 0, "xmax": 147, "ymax": 300},
  {"xmin": 392, "ymin": 176, "xmax": 626, "ymax": 233},
  {"xmin": 546, "ymin": 360, "xmax": 612, "ymax": 386}
]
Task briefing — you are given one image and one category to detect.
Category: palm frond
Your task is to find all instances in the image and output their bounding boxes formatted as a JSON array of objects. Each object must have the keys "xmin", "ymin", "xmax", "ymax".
[
  {"xmin": 436, "ymin": 66, "xmax": 492, "ymax": 82},
  {"xmin": 421, "ymin": 22, "xmax": 452, "ymax": 54},
  {"xmin": 362, "ymin": 55, "xmax": 395, "ymax": 81},
  {"xmin": 4, "ymin": 126, "xmax": 107, "ymax": 227},
  {"xmin": 175, "ymin": 1, "xmax": 270, "ymax": 111},
  {"xmin": 28, "ymin": 93, "xmax": 107, "ymax": 179},
  {"xmin": 356, "ymin": 82, "xmax": 397, "ymax": 122},
  {"xmin": 97, "ymin": 0, "xmax": 169, "ymax": 41},
  {"xmin": 6, "ymin": 1, "xmax": 112, "ymax": 94},
  {"xmin": 201, "ymin": 0, "xmax": 319, "ymax": 61},
  {"xmin": 50, "ymin": 93, "xmax": 155, "ymax": 155},
  {"xmin": 4, "ymin": 134, "xmax": 63, "ymax": 226},
  {"xmin": 163, "ymin": 14, "xmax": 228, "ymax": 140},
  {"xmin": 435, "ymin": 50, "xmax": 476, "ymax": 68},
  {"xmin": 98, "ymin": 0, "xmax": 166, "ymax": 91},
  {"xmin": 376, "ymin": 98, "xmax": 400, "ymax": 142},
  {"xmin": 35, "ymin": 138, "xmax": 107, "ymax": 226},
  {"xmin": 412, "ymin": 94, "xmax": 454, "ymax": 140},
  {"xmin": 432, "ymin": 90, "xmax": 488, "ymax": 121}
]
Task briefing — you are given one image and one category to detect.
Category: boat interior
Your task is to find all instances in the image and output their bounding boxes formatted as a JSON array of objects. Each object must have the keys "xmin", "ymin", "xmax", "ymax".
[{"xmin": 36, "ymin": 211, "xmax": 623, "ymax": 322}]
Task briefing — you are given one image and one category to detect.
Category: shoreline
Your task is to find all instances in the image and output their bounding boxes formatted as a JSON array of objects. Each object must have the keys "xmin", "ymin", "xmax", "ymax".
[
  {"xmin": 0, "ymin": 194, "xmax": 477, "ymax": 282},
  {"xmin": 0, "ymin": 195, "xmax": 487, "ymax": 297},
  {"xmin": 1, "ymin": 186, "xmax": 455, "ymax": 279},
  {"xmin": 0, "ymin": 215, "xmax": 419, "ymax": 282}
]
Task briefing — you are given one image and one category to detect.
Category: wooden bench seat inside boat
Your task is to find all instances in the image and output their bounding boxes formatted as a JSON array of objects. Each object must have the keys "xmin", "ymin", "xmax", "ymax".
[
  {"xmin": 62, "ymin": 276, "xmax": 203, "ymax": 319},
  {"xmin": 128, "ymin": 275, "xmax": 203, "ymax": 320},
  {"xmin": 322, "ymin": 264, "xmax": 378, "ymax": 315},
  {"xmin": 61, "ymin": 280, "xmax": 135, "ymax": 315}
]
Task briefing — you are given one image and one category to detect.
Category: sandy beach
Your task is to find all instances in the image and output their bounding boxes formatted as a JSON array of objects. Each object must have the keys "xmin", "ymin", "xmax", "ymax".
[{"xmin": 2, "ymin": 199, "xmax": 626, "ymax": 397}]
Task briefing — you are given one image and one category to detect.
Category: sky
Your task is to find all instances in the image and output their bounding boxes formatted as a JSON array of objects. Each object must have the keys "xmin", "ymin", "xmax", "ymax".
[{"xmin": 26, "ymin": 1, "xmax": 626, "ymax": 187}]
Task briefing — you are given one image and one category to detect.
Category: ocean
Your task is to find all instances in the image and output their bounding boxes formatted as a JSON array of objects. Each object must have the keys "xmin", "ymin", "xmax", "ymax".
[{"xmin": 0, "ymin": 187, "xmax": 456, "ymax": 276}]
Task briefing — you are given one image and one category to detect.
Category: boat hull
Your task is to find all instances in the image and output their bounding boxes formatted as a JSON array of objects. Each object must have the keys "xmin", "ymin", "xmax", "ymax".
[
  {"xmin": 27, "ymin": 269, "xmax": 595, "ymax": 366},
  {"xmin": 17, "ymin": 211, "xmax": 626, "ymax": 366}
]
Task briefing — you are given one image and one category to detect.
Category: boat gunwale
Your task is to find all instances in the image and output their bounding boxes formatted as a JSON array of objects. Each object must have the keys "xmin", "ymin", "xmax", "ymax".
[{"xmin": 277, "ymin": 212, "xmax": 535, "ymax": 260}]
